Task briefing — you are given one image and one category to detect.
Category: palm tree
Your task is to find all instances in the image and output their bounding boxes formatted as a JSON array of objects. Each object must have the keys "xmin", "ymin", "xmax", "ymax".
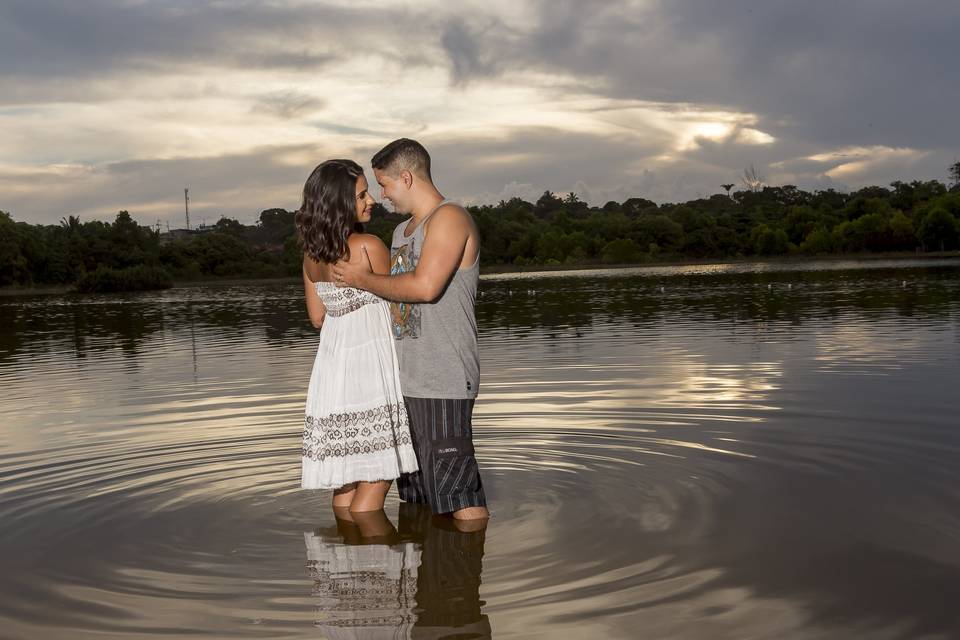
[
  {"xmin": 60, "ymin": 215, "xmax": 81, "ymax": 232},
  {"xmin": 721, "ymin": 183, "xmax": 735, "ymax": 198}
]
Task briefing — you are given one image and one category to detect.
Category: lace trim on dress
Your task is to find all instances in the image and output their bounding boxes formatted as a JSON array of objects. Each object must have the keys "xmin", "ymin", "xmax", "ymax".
[
  {"xmin": 315, "ymin": 283, "xmax": 383, "ymax": 318},
  {"xmin": 325, "ymin": 297, "xmax": 380, "ymax": 317},
  {"xmin": 303, "ymin": 402, "xmax": 412, "ymax": 462}
]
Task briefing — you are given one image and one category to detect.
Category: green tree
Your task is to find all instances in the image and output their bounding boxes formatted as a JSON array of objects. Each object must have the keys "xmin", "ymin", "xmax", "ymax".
[
  {"xmin": 850, "ymin": 212, "xmax": 889, "ymax": 251},
  {"xmin": 917, "ymin": 207, "xmax": 960, "ymax": 251},
  {"xmin": 800, "ymin": 226, "xmax": 834, "ymax": 254},
  {"xmin": 108, "ymin": 210, "xmax": 158, "ymax": 269},
  {"xmin": 215, "ymin": 216, "xmax": 246, "ymax": 237},
  {"xmin": 909, "ymin": 180, "xmax": 947, "ymax": 205},
  {"xmin": 562, "ymin": 192, "xmax": 589, "ymax": 216},
  {"xmin": 601, "ymin": 238, "xmax": 644, "ymax": 264},
  {"xmin": 950, "ymin": 161, "xmax": 960, "ymax": 191},
  {"xmin": 783, "ymin": 205, "xmax": 820, "ymax": 245},
  {"xmin": 750, "ymin": 224, "xmax": 790, "ymax": 256},
  {"xmin": 621, "ymin": 197, "xmax": 657, "ymax": 216},
  {"xmin": 534, "ymin": 230, "xmax": 565, "ymax": 263},
  {"xmin": 888, "ymin": 211, "xmax": 917, "ymax": 250},
  {"xmin": 534, "ymin": 191, "xmax": 562, "ymax": 217},
  {"xmin": 632, "ymin": 215, "xmax": 683, "ymax": 251},
  {"xmin": 258, "ymin": 208, "xmax": 296, "ymax": 244},
  {"xmin": 0, "ymin": 211, "xmax": 29, "ymax": 286}
]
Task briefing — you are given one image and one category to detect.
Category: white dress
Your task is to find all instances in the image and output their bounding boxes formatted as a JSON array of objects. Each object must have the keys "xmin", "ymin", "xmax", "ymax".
[
  {"xmin": 304, "ymin": 531, "xmax": 420, "ymax": 637},
  {"xmin": 301, "ymin": 282, "xmax": 418, "ymax": 489}
]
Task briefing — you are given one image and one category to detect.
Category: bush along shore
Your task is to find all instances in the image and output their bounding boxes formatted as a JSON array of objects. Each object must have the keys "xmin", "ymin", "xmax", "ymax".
[
  {"xmin": 75, "ymin": 265, "xmax": 174, "ymax": 293},
  {"xmin": 3, "ymin": 172, "xmax": 960, "ymax": 293}
]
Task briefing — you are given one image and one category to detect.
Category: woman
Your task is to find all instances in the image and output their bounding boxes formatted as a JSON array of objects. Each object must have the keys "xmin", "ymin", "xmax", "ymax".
[{"xmin": 296, "ymin": 159, "xmax": 418, "ymax": 512}]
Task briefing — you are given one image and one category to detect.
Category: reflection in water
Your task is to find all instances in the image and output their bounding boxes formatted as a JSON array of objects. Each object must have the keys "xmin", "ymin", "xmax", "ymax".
[
  {"xmin": 305, "ymin": 513, "xmax": 419, "ymax": 635},
  {"xmin": 305, "ymin": 506, "xmax": 490, "ymax": 638},
  {"xmin": 2, "ymin": 258, "xmax": 960, "ymax": 638}
]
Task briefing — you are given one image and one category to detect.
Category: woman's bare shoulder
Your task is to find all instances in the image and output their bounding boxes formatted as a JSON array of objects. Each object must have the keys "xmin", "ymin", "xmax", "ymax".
[{"xmin": 347, "ymin": 233, "xmax": 388, "ymax": 255}]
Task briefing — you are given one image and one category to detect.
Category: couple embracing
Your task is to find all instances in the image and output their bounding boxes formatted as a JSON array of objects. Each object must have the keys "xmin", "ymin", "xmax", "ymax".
[{"xmin": 297, "ymin": 138, "xmax": 488, "ymax": 522}]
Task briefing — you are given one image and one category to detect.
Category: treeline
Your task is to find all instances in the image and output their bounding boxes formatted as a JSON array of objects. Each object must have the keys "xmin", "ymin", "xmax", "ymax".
[
  {"xmin": 3, "ymin": 175, "xmax": 960, "ymax": 290},
  {"xmin": 474, "ymin": 178, "xmax": 960, "ymax": 267},
  {"xmin": 0, "ymin": 208, "xmax": 306, "ymax": 289}
]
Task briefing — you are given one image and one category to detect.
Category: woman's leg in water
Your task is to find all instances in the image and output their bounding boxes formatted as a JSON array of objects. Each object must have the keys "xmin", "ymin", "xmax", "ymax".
[
  {"xmin": 349, "ymin": 480, "xmax": 392, "ymax": 512},
  {"xmin": 332, "ymin": 482, "xmax": 357, "ymax": 508},
  {"xmin": 350, "ymin": 509, "xmax": 397, "ymax": 538}
]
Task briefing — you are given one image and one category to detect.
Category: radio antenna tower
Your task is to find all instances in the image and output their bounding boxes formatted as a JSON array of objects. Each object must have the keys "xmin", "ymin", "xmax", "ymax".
[{"xmin": 184, "ymin": 188, "xmax": 191, "ymax": 230}]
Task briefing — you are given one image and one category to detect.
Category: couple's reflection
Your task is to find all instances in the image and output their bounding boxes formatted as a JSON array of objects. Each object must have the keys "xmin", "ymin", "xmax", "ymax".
[{"xmin": 304, "ymin": 503, "xmax": 491, "ymax": 638}]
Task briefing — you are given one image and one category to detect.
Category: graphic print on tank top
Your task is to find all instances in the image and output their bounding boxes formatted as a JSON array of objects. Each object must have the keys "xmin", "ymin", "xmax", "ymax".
[{"xmin": 390, "ymin": 237, "xmax": 421, "ymax": 339}]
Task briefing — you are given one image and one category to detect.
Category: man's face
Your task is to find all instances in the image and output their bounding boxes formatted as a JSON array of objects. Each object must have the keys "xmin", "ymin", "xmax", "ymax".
[{"xmin": 373, "ymin": 168, "xmax": 409, "ymax": 213}]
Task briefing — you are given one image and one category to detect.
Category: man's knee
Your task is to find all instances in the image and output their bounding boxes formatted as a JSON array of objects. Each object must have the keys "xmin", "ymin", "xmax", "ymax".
[{"xmin": 452, "ymin": 506, "xmax": 489, "ymax": 521}]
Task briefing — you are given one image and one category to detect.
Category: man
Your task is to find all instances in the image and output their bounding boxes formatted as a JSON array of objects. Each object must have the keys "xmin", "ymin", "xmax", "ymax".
[{"xmin": 333, "ymin": 138, "xmax": 489, "ymax": 521}]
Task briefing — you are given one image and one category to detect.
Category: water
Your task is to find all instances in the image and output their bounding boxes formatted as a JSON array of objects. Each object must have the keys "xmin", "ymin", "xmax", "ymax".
[{"xmin": 1, "ymin": 258, "xmax": 959, "ymax": 639}]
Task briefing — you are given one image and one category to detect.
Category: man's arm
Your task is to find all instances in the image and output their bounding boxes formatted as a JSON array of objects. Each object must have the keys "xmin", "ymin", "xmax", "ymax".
[{"xmin": 333, "ymin": 206, "xmax": 469, "ymax": 303}]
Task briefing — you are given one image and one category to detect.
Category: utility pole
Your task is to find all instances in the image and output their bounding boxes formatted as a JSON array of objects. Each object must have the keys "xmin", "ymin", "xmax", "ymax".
[{"xmin": 184, "ymin": 188, "xmax": 191, "ymax": 230}]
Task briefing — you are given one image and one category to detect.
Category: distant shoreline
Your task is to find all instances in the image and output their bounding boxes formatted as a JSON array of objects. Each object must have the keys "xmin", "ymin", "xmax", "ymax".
[
  {"xmin": 480, "ymin": 250, "xmax": 960, "ymax": 275},
  {"xmin": 3, "ymin": 251, "xmax": 958, "ymax": 297}
]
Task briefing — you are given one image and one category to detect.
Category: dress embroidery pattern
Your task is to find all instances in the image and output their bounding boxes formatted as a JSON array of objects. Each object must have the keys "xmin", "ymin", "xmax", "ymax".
[
  {"xmin": 314, "ymin": 282, "xmax": 381, "ymax": 317},
  {"xmin": 303, "ymin": 402, "xmax": 411, "ymax": 462}
]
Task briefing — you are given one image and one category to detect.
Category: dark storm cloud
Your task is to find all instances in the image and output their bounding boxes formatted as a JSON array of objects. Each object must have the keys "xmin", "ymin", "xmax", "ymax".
[
  {"xmin": 440, "ymin": 18, "xmax": 504, "ymax": 85},
  {"xmin": 0, "ymin": 0, "xmax": 407, "ymax": 79},
  {"xmin": 442, "ymin": 0, "xmax": 960, "ymax": 149}
]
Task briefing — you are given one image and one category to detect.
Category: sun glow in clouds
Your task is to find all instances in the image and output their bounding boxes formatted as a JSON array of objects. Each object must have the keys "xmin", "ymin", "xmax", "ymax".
[{"xmin": 806, "ymin": 146, "xmax": 928, "ymax": 180}]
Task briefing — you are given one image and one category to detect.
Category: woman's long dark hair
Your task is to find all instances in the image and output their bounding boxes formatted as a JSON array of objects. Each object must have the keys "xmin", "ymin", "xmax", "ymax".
[{"xmin": 295, "ymin": 159, "xmax": 364, "ymax": 263}]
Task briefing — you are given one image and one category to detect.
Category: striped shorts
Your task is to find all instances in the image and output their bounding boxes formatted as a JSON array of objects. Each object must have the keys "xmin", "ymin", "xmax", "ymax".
[{"xmin": 397, "ymin": 397, "xmax": 487, "ymax": 514}]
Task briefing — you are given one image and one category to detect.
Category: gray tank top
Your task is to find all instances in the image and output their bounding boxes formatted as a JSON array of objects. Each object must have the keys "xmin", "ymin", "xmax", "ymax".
[{"xmin": 389, "ymin": 201, "xmax": 479, "ymax": 399}]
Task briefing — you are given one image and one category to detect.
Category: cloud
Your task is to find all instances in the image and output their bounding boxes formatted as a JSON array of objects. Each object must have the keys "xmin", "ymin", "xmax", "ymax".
[
  {"xmin": 0, "ymin": 0, "xmax": 438, "ymax": 82},
  {"xmin": 425, "ymin": 126, "xmax": 670, "ymax": 205},
  {"xmin": 440, "ymin": 18, "xmax": 503, "ymax": 85},
  {"xmin": 2, "ymin": 0, "xmax": 958, "ymax": 223},
  {"xmin": 488, "ymin": 0, "xmax": 960, "ymax": 150},
  {"xmin": 252, "ymin": 91, "xmax": 326, "ymax": 120},
  {"xmin": 0, "ymin": 144, "xmax": 344, "ymax": 225}
]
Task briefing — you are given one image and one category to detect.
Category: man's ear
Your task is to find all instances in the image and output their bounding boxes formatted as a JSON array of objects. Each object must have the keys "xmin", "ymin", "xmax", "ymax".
[{"xmin": 400, "ymin": 169, "xmax": 413, "ymax": 189}]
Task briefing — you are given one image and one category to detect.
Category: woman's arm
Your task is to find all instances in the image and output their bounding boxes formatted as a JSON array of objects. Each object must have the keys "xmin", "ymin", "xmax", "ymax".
[
  {"xmin": 346, "ymin": 233, "xmax": 391, "ymax": 275},
  {"xmin": 360, "ymin": 234, "xmax": 391, "ymax": 275},
  {"xmin": 302, "ymin": 259, "xmax": 326, "ymax": 329}
]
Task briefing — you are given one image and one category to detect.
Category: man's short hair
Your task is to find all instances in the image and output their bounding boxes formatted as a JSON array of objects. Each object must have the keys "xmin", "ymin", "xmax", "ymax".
[{"xmin": 371, "ymin": 138, "xmax": 432, "ymax": 181}]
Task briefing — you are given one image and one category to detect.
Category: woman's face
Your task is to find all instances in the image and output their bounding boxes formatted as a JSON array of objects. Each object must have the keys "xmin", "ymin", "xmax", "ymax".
[{"xmin": 355, "ymin": 174, "xmax": 375, "ymax": 223}]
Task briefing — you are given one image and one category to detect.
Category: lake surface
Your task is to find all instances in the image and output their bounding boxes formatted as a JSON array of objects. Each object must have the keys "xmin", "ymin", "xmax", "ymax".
[{"xmin": 1, "ymin": 258, "xmax": 959, "ymax": 639}]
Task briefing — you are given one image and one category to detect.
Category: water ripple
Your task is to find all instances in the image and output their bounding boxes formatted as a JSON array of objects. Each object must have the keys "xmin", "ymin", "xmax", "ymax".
[{"xmin": 1, "ymin": 261, "xmax": 960, "ymax": 638}]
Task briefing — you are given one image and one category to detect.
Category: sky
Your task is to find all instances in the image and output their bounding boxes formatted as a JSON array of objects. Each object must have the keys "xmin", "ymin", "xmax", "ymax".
[{"xmin": 2, "ymin": 0, "xmax": 958, "ymax": 227}]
